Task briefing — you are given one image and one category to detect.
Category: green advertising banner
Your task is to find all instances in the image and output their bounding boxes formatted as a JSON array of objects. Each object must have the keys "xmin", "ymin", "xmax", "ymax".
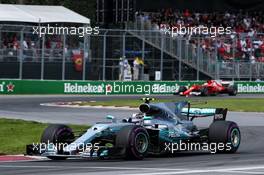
[{"xmin": 0, "ymin": 79, "xmax": 264, "ymax": 95}]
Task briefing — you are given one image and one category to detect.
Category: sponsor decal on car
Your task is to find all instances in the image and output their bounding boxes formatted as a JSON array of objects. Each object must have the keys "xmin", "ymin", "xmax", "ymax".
[{"xmin": 214, "ymin": 114, "xmax": 224, "ymax": 120}]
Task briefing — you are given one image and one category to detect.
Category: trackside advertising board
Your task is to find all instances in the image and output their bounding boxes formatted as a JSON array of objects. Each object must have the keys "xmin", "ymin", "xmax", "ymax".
[{"xmin": 0, "ymin": 80, "xmax": 264, "ymax": 95}]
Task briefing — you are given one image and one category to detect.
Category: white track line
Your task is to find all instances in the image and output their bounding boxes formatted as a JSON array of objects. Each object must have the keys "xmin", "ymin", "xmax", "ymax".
[
  {"xmin": 125, "ymin": 165, "xmax": 264, "ymax": 175},
  {"xmin": 40, "ymin": 103, "xmax": 137, "ymax": 110},
  {"xmin": 0, "ymin": 155, "xmax": 47, "ymax": 163},
  {"xmin": 1, "ymin": 165, "xmax": 264, "ymax": 175},
  {"xmin": 0, "ymin": 165, "xmax": 184, "ymax": 171},
  {"xmin": 222, "ymin": 170, "xmax": 264, "ymax": 174}
]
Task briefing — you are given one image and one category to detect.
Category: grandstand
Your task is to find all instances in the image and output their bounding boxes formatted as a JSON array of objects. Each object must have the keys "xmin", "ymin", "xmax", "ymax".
[
  {"xmin": 127, "ymin": 9, "xmax": 264, "ymax": 80},
  {"xmin": 0, "ymin": 4, "xmax": 90, "ymax": 80}
]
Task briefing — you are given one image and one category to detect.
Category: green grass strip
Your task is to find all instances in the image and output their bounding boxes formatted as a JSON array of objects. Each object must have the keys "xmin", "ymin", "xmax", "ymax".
[{"xmin": 0, "ymin": 118, "xmax": 88, "ymax": 155}]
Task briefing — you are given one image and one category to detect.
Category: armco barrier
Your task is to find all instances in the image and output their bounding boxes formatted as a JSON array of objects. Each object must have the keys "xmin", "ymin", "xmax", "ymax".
[{"xmin": 0, "ymin": 80, "xmax": 264, "ymax": 95}]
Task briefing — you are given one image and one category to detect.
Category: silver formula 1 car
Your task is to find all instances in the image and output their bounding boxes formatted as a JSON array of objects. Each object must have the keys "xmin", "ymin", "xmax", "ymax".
[{"xmin": 27, "ymin": 98, "xmax": 241, "ymax": 160}]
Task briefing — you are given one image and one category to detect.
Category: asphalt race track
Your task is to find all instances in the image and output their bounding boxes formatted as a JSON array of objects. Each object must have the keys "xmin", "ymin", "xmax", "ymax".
[
  {"xmin": 0, "ymin": 94, "xmax": 264, "ymax": 175},
  {"xmin": 0, "ymin": 94, "xmax": 263, "ymax": 126}
]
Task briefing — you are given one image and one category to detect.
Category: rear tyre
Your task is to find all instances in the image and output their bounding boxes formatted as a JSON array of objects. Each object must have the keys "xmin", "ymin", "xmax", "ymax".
[
  {"xmin": 116, "ymin": 125, "xmax": 149, "ymax": 160},
  {"xmin": 41, "ymin": 124, "xmax": 74, "ymax": 160},
  {"xmin": 209, "ymin": 121, "xmax": 240, "ymax": 153},
  {"xmin": 174, "ymin": 86, "xmax": 187, "ymax": 95},
  {"xmin": 200, "ymin": 87, "xmax": 209, "ymax": 96},
  {"xmin": 228, "ymin": 85, "xmax": 237, "ymax": 96}
]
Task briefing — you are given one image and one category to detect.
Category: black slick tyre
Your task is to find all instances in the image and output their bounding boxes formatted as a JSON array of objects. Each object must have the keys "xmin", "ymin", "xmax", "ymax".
[
  {"xmin": 115, "ymin": 125, "xmax": 149, "ymax": 160},
  {"xmin": 41, "ymin": 124, "xmax": 74, "ymax": 160},
  {"xmin": 209, "ymin": 121, "xmax": 240, "ymax": 153}
]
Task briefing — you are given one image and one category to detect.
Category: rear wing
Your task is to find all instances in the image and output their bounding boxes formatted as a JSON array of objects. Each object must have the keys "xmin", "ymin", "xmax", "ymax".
[
  {"xmin": 181, "ymin": 107, "xmax": 227, "ymax": 121},
  {"xmin": 220, "ymin": 81, "xmax": 235, "ymax": 88}
]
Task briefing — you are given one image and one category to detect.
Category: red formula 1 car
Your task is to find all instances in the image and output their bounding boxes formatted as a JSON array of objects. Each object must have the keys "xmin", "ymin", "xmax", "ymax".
[{"xmin": 174, "ymin": 80, "xmax": 238, "ymax": 96}]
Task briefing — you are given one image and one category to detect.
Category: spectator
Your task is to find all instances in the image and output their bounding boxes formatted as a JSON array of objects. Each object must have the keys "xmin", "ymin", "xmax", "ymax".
[
  {"xmin": 133, "ymin": 57, "xmax": 144, "ymax": 80},
  {"xmin": 12, "ymin": 36, "xmax": 19, "ymax": 50},
  {"xmin": 138, "ymin": 9, "xmax": 264, "ymax": 63}
]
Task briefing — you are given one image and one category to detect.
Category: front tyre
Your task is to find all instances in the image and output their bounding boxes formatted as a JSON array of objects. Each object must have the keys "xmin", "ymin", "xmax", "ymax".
[
  {"xmin": 116, "ymin": 125, "xmax": 149, "ymax": 160},
  {"xmin": 174, "ymin": 86, "xmax": 187, "ymax": 95},
  {"xmin": 209, "ymin": 121, "xmax": 240, "ymax": 153},
  {"xmin": 41, "ymin": 124, "xmax": 74, "ymax": 160},
  {"xmin": 200, "ymin": 87, "xmax": 209, "ymax": 96}
]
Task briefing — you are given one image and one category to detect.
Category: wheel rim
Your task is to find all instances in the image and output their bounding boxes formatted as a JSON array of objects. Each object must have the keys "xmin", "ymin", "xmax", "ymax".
[
  {"xmin": 231, "ymin": 128, "xmax": 240, "ymax": 147},
  {"xmin": 135, "ymin": 133, "xmax": 148, "ymax": 153}
]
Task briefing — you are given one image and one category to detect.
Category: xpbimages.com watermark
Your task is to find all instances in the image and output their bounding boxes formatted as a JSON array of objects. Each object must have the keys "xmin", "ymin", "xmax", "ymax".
[
  {"xmin": 160, "ymin": 24, "xmax": 232, "ymax": 38},
  {"xmin": 164, "ymin": 141, "xmax": 232, "ymax": 154},
  {"xmin": 31, "ymin": 141, "xmax": 100, "ymax": 153},
  {"xmin": 32, "ymin": 24, "xmax": 100, "ymax": 37}
]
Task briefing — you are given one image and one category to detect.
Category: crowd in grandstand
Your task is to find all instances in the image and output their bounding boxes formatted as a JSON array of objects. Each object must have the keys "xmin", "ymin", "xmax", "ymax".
[
  {"xmin": 0, "ymin": 31, "xmax": 86, "ymax": 63},
  {"xmin": 0, "ymin": 33, "xmax": 66, "ymax": 61},
  {"xmin": 136, "ymin": 9, "xmax": 264, "ymax": 63},
  {"xmin": 146, "ymin": 9, "xmax": 264, "ymax": 33}
]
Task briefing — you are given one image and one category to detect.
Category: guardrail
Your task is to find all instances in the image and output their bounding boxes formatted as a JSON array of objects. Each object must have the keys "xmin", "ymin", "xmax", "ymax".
[{"xmin": 0, "ymin": 80, "xmax": 264, "ymax": 95}]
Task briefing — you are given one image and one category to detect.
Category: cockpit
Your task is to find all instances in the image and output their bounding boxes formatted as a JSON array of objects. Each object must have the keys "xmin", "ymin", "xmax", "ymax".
[{"xmin": 139, "ymin": 101, "xmax": 189, "ymax": 122}]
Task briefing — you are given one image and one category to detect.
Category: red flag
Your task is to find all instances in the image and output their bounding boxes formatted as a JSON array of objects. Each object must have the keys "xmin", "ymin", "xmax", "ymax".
[{"xmin": 72, "ymin": 53, "xmax": 83, "ymax": 72}]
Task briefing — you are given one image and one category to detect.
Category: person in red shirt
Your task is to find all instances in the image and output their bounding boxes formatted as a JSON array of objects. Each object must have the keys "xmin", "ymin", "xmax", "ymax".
[
  {"xmin": 246, "ymin": 37, "xmax": 252, "ymax": 50},
  {"xmin": 12, "ymin": 36, "xmax": 19, "ymax": 50},
  {"xmin": 45, "ymin": 38, "xmax": 51, "ymax": 49},
  {"xmin": 260, "ymin": 41, "xmax": 264, "ymax": 54},
  {"xmin": 218, "ymin": 43, "xmax": 226, "ymax": 60},
  {"xmin": 183, "ymin": 9, "xmax": 190, "ymax": 18}
]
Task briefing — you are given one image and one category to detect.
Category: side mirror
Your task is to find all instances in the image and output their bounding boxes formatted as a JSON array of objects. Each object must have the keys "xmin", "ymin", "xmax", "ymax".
[{"xmin": 106, "ymin": 115, "xmax": 117, "ymax": 123}]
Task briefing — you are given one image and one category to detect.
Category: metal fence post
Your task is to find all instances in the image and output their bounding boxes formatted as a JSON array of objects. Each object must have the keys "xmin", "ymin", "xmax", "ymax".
[
  {"xmin": 170, "ymin": 36, "xmax": 173, "ymax": 53},
  {"xmin": 40, "ymin": 34, "xmax": 45, "ymax": 80},
  {"xmin": 103, "ymin": 31, "xmax": 108, "ymax": 81},
  {"xmin": 82, "ymin": 32, "xmax": 88, "ymax": 80},
  {"xmin": 233, "ymin": 38, "xmax": 237, "ymax": 80},
  {"xmin": 215, "ymin": 47, "xmax": 218, "ymax": 79},
  {"xmin": 250, "ymin": 37, "xmax": 253, "ymax": 81},
  {"xmin": 185, "ymin": 39, "xmax": 188, "ymax": 62},
  {"xmin": 19, "ymin": 29, "xmax": 24, "ymax": 80},
  {"xmin": 0, "ymin": 27, "xmax": 1, "ymax": 48},
  {"xmin": 237, "ymin": 63, "xmax": 240, "ymax": 80},
  {"xmin": 140, "ymin": 19, "xmax": 144, "ymax": 36},
  {"xmin": 250, "ymin": 63, "xmax": 252, "ymax": 81},
  {"xmin": 122, "ymin": 32, "xmax": 126, "ymax": 58},
  {"xmin": 196, "ymin": 37, "xmax": 200, "ymax": 81},
  {"xmin": 232, "ymin": 37, "xmax": 235, "ymax": 60},
  {"xmin": 141, "ymin": 39, "xmax": 145, "ymax": 80},
  {"xmin": 160, "ymin": 35, "xmax": 164, "ymax": 80},
  {"xmin": 62, "ymin": 33, "xmax": 66, "ymax": 80},
  {"xmin": 122, "ymin": 32, "xmax": 126, "ymax": 80},
  {"xmin": 0, "ymin": 28, "xmax": 1, "ymax": 61},
  {"xmin": 178, "ymin": 38, "xmax": 182, "ymax": 81},
  {"xmin": 233, "ymin": 62, "xmax": 236, "ymax": 81}
]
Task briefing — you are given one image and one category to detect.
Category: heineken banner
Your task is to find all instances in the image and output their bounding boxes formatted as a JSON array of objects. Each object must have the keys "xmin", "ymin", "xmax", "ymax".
[{"xmin": 0, "ymin": 80, "xmax": 264, "ymax": 95}]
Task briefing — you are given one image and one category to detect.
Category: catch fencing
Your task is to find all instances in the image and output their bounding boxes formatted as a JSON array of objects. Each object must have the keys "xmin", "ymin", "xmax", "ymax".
[{"xmin": 0, "ymin": 24, "xmax": 264, "ymax": 81}]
